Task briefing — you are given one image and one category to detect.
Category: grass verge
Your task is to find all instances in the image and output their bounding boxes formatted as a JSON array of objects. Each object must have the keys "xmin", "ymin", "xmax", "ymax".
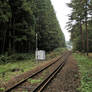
[
  {"xmin": 0, "ymin": 59, "xmax": 38, "ymax": 82},
  {"xmin": 0, "ymin": 48, "xmax": 66, "ymax": 84},
  {"xmin": 74, "ymin": 53, "xmax": 92, "ymax": 92}
]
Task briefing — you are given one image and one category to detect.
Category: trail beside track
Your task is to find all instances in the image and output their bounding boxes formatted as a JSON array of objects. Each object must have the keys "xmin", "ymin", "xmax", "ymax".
[{"xmin": 44, "ymin": 55, "xmax": 80, "ymax": 92}]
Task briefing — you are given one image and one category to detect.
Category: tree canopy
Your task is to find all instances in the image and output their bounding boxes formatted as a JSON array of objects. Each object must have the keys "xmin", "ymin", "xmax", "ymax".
[
  {"xmin": 67, "ymin": 0, "xmax": 92, "ymax": 53},
  {"xmin": 0, "ymin": 0, "xmax": 65, "ymax": 55}
]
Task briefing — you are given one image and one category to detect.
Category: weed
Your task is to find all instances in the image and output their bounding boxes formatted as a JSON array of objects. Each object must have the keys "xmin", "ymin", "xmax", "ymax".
[
  {"xmin": 0, "ymin": 87, "xmax": 5, "ymax": 91},
  {"xmin": 0, "ymin": 48, "xmax": 66, "ymax": 85},
  {"xmin": 28, "ymin": 77, "xmax": 43, "ymax": 84},
  {"xmin": 74, "ymin": 53, "xmax": 92, "ymax": 92}
]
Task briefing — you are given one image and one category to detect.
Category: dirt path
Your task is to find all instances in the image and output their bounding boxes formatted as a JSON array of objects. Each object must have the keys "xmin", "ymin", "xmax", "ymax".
[{"xmin": 44, "ymin": 55, "xmax": 80, "ymax": 92}]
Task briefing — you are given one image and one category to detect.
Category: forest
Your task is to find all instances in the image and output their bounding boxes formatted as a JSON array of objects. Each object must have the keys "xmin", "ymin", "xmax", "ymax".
[
  {"xmin": 0, "ymin": 0, "xmax": 65, "ymax": 56},
  {"xmin": 67, "ymin": 0, "xmax": 92, "ymax": 55},
  {"xmin": 0, "ymin": 0, "xmax": 92, "ymax": 91}
]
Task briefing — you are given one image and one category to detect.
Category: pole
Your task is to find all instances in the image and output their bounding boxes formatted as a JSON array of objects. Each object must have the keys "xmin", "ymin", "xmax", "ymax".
[{"xmin": 36, "ymin": 33, "xmax": 38, "ymax": 62}]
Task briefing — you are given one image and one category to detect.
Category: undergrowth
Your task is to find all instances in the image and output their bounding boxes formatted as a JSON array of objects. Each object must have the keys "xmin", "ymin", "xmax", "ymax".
[
  {"xmin": 0, "ymin": 48, "xmax": 66, "ymax": 84},
  {"xmin": 74, "ymin": 53, "xmax": 92, "ymax": 92}
]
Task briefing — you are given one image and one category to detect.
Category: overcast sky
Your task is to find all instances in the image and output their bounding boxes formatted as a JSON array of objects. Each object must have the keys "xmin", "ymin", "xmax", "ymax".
[{"xmin": 50, "ymin": 0, "xmax": 72, "ymax": 41}]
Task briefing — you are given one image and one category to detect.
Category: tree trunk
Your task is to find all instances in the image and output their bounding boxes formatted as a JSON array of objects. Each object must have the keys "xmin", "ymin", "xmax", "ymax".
[
  {"xmin": 2, "ymin": 29, "xmax": 7, "ymax": 54},
  {"xmin": 28, "ymin": 41, "xmax": 31, "ymax": 53},
  {"xmin": 85, "ymin": 0, "xmax": 89, "ymax": 56},
  {"xmin": 8, "ymin": 29, "xmax": 12, "ymax": 55},
  {"xmin": 85, "ymin": 16, "xmax": 88, "ymax": 56},
  {"xmin": 9, "ymin": 0, "xmax": 15, "ymax": 53},
  {"xmin": 12, "ymin": 13, "xmax": 15, "ymax": 53},
  {"xmin": 80, "ymin": 20, "xmax": 85, "ymax": 52}
]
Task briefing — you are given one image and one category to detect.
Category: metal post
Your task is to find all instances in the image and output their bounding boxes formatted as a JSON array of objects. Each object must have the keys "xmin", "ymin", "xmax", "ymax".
[
  {"xmin": 36, "ymin": 33, "xmax": 38, "ymax": 51},
  {"xmin": 36, "ymin": 33, "xmax": 38, "ymax": 63}
]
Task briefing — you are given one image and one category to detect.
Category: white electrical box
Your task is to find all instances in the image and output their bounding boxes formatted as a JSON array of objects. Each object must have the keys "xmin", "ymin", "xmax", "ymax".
[{"xmin": 35, "ymin": 50, "xmax": 46, "ymax": 60}]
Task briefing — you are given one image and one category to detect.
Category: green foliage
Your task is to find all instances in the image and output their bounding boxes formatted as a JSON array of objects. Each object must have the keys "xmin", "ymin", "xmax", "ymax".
[
  {"xmin": 74, "ymin": 54, "xmax": 92, "ymax": 92},
  {"xmin": 0, "ymin": 47, "xmax": 65, "ymax": 83},
  {"xmin": 0, "ymin": 87, "xmax": 5, "ymax": 91},
  {"xmin": 0, "ymin": 55, "xmax": 8, "ymax": 64},
  {"xmin": 46, "ymin": 47, "xmax": 67, "ymax": 60},
  {"xmin": 33, "ymin": 0, "xmax": 66, "ymax": 51},
  {"xmin": 70, "ymin": 22, "xmax": 92, "ymax": 52},
  {"xmin": 53, "ymin": 48, "xmax": 67, "ymax": 53},
  {"xmin": 28, "ymin": 78, "xmax": 43, "ymax": 84},
  {"xmin": 0, "ymin": 57, "xmax": 37, "ymax": 82},
  {"xmin": 0, "ymin": 0, "xmax": 65, "ymax": 56},
  {"xmin": 0, "ymin": 1, "xmax": 11, "ymax": 22},
  {"xmin": 0, "ymin": 53, "xmax": 34, "ymax": 64},
  {"xmin": 8, "ymin": 53, "xmax": 34, "ymax": 61},
  {"xmin": 67, "ymin": 0, "xmax": 92, "ymax": 52}
]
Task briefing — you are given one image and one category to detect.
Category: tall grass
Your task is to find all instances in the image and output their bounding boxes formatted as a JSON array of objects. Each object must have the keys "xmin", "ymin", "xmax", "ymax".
[
  {"xmin": 0, "ymin": 48, "xmax": 66, "ymax": 83},
  {"xmin": 74, "ymin": 54, "xmax": 92, "ymax": 92}
]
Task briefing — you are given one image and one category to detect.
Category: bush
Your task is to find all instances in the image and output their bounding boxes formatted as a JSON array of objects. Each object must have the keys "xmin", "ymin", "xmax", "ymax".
[
  {"xmin": 0, "ymin": 55, "xmax": 8, "ymax": 64},
  {"xmin": 8, "ymin": 53, "xmax": 34, "ymax": 61},
  {"xmin": 9, "ymin": 54, "xmax": 25, "ymax": 60},
  {"xmin": 0, "ymin": 53, "xmax": 35, "ymax": 64},
  {"xmin": 53, "ymin": 48, "xmax": 67, "ymax": 53}
]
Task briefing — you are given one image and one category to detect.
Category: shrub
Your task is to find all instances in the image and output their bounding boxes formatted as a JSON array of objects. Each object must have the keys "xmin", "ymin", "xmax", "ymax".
[
  {"xmin": 0, "ymin": 55, "xmax": 8, "ymax": 64},
  {"xmin": 0, "ymin": 53, "xmax": 34, "ymax": 64},
  {"xmin": 8, "ymin": 53, "xmax": 34, "ymax": 61}
]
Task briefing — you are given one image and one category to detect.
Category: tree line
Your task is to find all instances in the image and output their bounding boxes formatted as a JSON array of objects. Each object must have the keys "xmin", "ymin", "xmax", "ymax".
[
  {"xmin": 67, "ymin": 0, "xmax": 92, "ymax": 55},
  {"xmin": 0, "ymin": 0, "xmax": 65, "ymax": 55}
]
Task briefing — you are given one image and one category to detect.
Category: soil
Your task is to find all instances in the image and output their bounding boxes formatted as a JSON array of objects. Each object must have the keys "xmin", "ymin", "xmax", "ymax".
[{"xmin": 43, "ymin": 55, "xmax": 80, "ymax": 92}]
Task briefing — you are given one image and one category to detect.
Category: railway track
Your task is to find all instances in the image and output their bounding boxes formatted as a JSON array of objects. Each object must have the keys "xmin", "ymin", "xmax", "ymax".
[
  {"xmin": 4, "ymin": 51, "xmax": 71, "ymax": 92},
  {"xmin": 33, "ymin": 52, "xmax": 70, "ymax": 92}
]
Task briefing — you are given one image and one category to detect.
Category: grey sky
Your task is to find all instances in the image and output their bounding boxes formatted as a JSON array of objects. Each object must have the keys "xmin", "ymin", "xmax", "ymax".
[{"xmin": 50, "ymin": 0, "xmax": 72, "ymax": 41}]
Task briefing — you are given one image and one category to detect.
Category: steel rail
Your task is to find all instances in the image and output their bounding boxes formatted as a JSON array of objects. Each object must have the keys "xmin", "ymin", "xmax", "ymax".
[
  {"xmin": 5, "ymin": 52, "xmax": 68, "ymax": 92},
  {"xmin": 33, "ymin": 52, "xmax": 71, "ymax": 92}
]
